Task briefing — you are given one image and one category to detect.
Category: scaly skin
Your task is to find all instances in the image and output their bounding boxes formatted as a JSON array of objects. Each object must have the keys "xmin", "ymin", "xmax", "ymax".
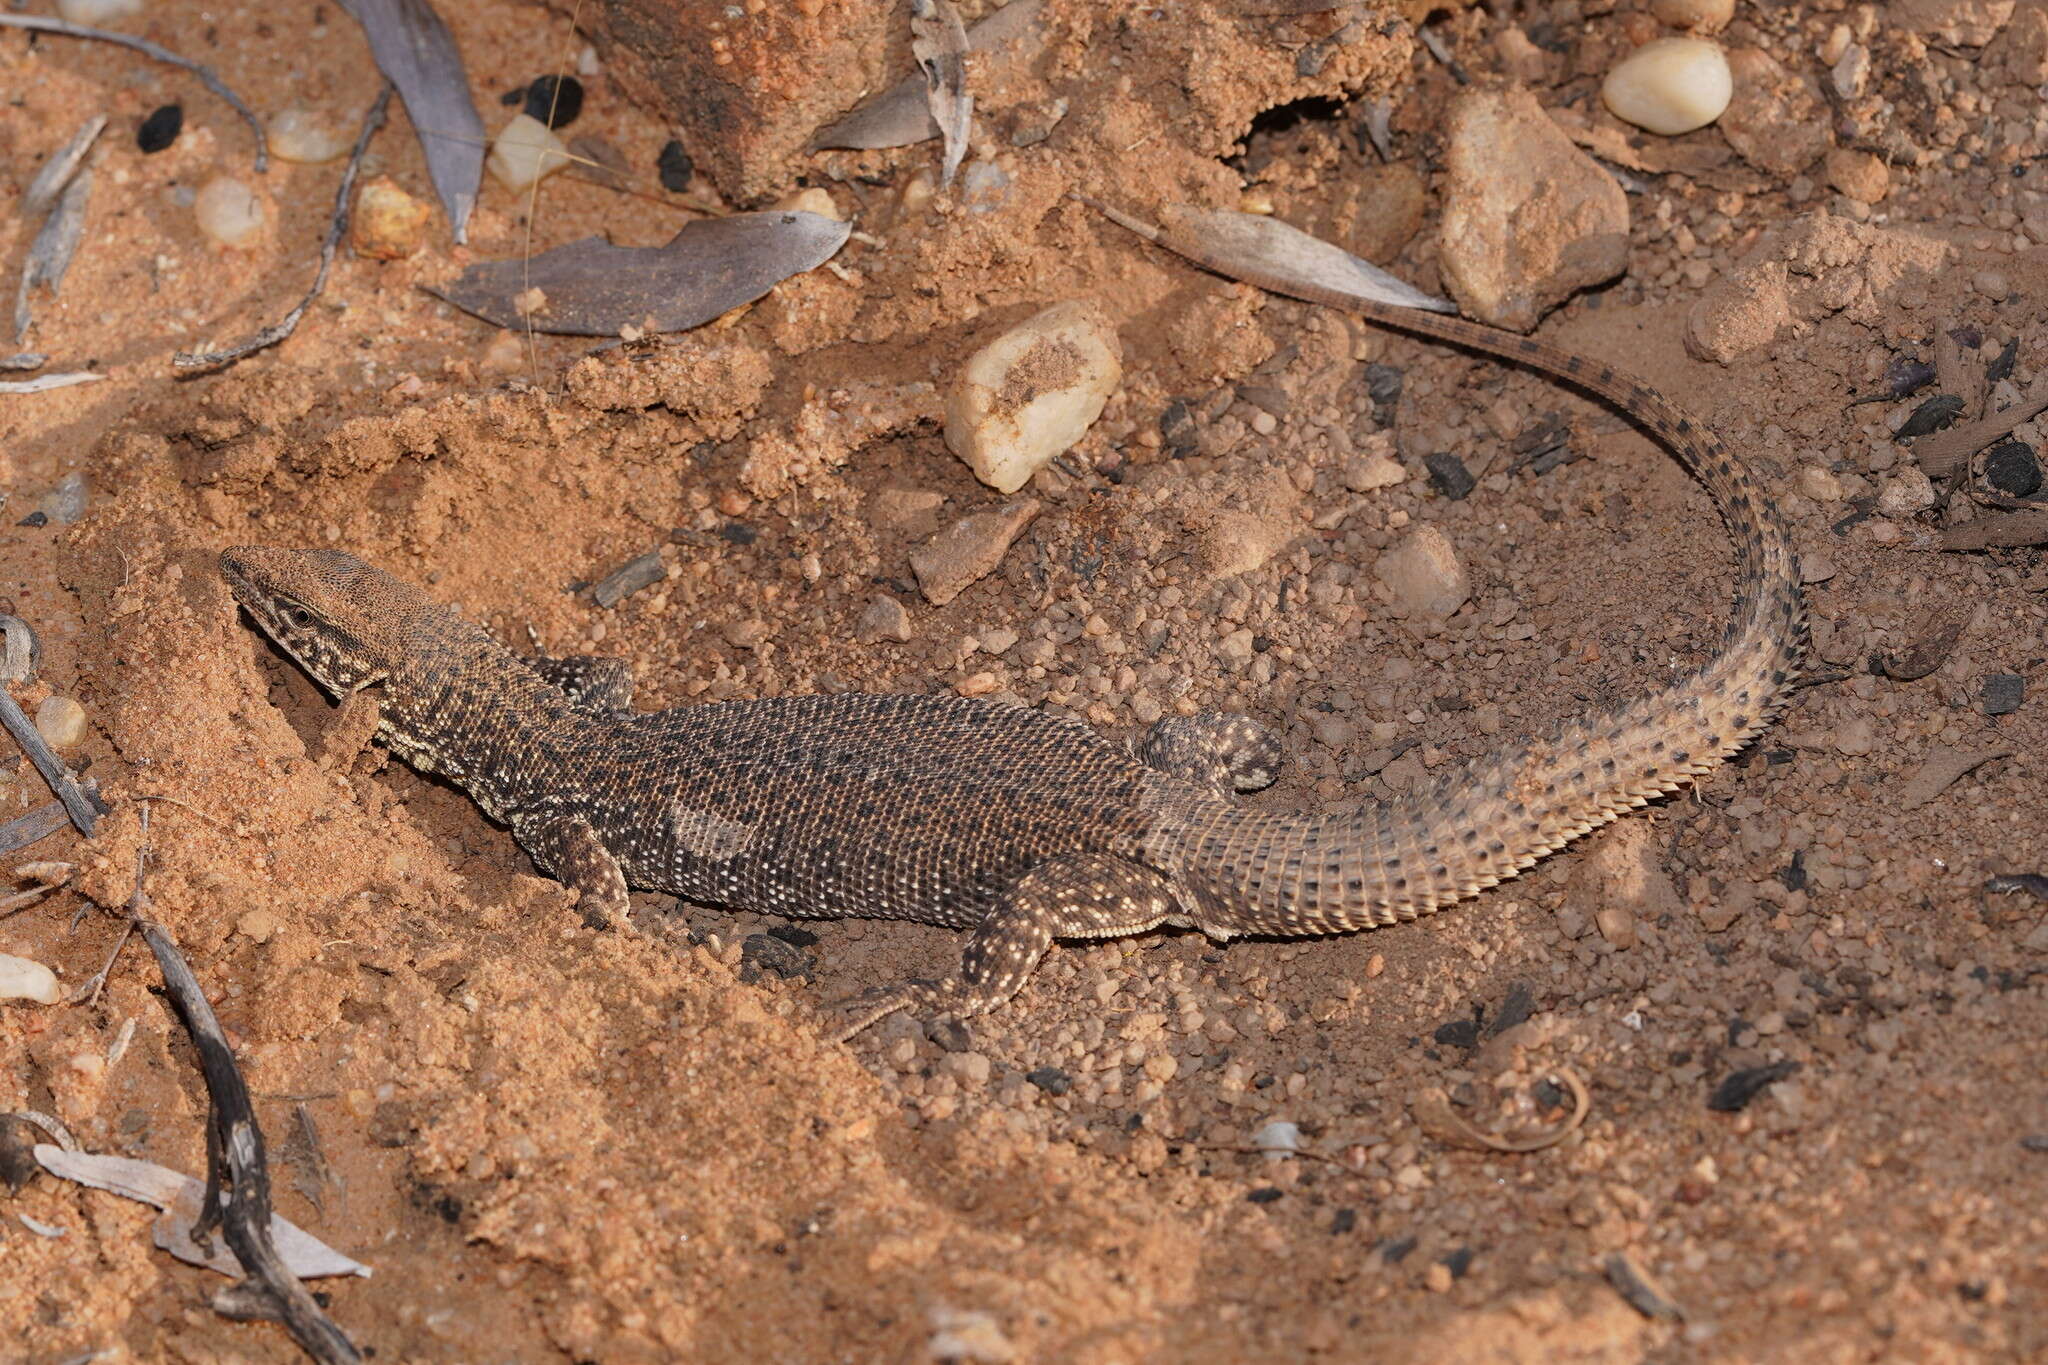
[{"xmin": 219, "ymin": 302, "xmax": 1803, "ymax": 1040}]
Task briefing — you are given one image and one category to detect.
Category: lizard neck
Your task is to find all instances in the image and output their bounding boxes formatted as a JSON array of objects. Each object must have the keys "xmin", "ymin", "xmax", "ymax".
[{"xmin": 376, "ymin": 634, "xmax": 601, "ymax": 825}]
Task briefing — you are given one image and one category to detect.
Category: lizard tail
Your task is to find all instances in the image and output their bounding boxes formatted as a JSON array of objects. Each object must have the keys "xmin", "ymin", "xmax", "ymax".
[{"xmin": 1153, "ymin": 307, "xmax": 1806, "ymax": 935}]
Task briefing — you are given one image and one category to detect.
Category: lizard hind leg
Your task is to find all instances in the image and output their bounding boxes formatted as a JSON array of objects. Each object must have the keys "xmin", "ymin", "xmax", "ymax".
[
  {"xmin": 1140, "ymin": 712, "xmax": 1285, "ymax": 794},
  {"xmin": 519, "ymin": 814, "xmax": 632, "ymax": 931},
  {"xmin": 830, "ymin": 854, "xmax": 1180, "ymax": 1043}
]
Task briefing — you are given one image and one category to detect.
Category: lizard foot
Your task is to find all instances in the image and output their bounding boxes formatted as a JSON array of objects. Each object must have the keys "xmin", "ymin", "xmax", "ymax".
[{"xmin": 826, "ymin": 980, "xmax": 949, "ymax": 1043}]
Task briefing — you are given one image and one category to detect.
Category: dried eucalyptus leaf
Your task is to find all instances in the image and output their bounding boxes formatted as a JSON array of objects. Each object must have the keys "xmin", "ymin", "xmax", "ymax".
[
  {"xmin": 21, "ymin": 116, "xmax": 105, "ymax": 221},
  {"xmin": 33, "ymin": 1146, "xmax": 372, "ymax": 1280},
  {"xmin": 910, "ymin": 0, "xmax": 972, "ymax": 189},
  {"xmin": 814, "ymin": 0, "xmax": 1041, "ymax": 150},
  {"xmin": 1151, "ymin": 204, "xmax": 1454, "ymax": 314},
  {"xmin": 15, "ymin": 168, "xmax": 93, "ymax": 340},
  {"xmin": 430, "ymin": 210, "xmax": 852, "ymax": 336},
  {"xmin": 336, "ymin": 0, "xmax": 483, "ymax": 242}
]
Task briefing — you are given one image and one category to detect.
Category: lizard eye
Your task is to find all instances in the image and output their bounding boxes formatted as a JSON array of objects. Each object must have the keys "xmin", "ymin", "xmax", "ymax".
[{"xmin": 280, "ymin": 603, "xmax": 314, "ymax": 629}]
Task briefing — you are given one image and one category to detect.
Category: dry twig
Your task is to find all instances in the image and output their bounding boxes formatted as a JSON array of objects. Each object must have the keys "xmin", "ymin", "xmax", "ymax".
[
  {"xmin": 0, "ymin": 15, "xmax": 267, "ymax": 172},
  {"xmin": 118, "ymin": 807, "xmax": 361, "ymax": 1362},
  {"xmin": 175, "ymin": 87, "xmax": 393, "ymax": 371}
]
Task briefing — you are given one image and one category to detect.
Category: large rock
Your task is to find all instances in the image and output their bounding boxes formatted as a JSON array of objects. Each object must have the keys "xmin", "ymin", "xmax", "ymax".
[{"xmin": 1437, "ymin": 86, "xmax": 1629, "ymax": 332}]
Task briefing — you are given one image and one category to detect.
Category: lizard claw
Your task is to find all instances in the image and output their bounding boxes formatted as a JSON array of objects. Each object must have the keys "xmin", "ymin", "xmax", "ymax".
[{"xmin": 826, "ymin": 981, "xmax": 941, "ymax": 1044}]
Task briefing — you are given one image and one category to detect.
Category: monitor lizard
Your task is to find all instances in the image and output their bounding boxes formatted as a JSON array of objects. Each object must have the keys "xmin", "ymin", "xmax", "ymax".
[{"xmin": 219, "ymin": 298, "xmax": 1804, "ymax": 1042}]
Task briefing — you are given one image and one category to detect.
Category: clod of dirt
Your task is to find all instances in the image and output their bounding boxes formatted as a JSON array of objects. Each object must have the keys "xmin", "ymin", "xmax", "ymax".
[
  {"xmin": 1437, "ymin": 85, "xmax": 1628, "ymax": 331},
  {"xmin": 1375, "ymin": 525, "xmax": 1470, "ymax": 619},
  {"xmin": 1718, "ymin": 47, "xmax": 1831, "ymax": 176},
  {"xmin": 909, "ymin": 499, "xmax": 1042, "ymax": 607}
]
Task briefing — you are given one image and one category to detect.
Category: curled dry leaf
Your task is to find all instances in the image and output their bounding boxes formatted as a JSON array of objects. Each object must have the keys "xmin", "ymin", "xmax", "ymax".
[
  {"xmin": 910, "ymin": 0, "xmax": 973, "ymax": 189},
  {"xmin": 813, "ymin": 0, "xmax": 1041, "ymax": 150},
  {"xmin": 1088, "ymin": 198, "xmax": 1453, "ymax": 314},
  {"xmin": 1879, "ymin": 609, "xmax": 1967, "ymax": 680},
  {"xmin": 1940, "ymin": 506, "xmax": 2048, "ymax": 550},
  {"xmin": 336, "ymin": 0, "xmax": 483, "ymax": 242},
  {"xmin": 430, "ymin": 210, "xmax": 852, "ymax": 336},
  {"xmin": 34, "ymin": 1146, "xmax": 372, "ymax": 1281},
  {"xmin": 1898, "ymin": 744, "xmax": 2014, "ymax": 810},
  {"xmin": 1410, "ymin": 1067, "xmax": 1590, "ymax": 1153}
]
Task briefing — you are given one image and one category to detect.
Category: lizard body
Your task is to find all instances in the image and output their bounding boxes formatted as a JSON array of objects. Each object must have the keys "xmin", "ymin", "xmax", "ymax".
[{"xmin": 220, "ymin": 296, "xmax": 1803, "ymax": 1038}]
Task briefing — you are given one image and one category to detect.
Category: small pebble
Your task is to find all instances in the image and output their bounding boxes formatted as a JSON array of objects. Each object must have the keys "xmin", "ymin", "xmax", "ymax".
[
  {"xmin": 1973, "ymin": 270, "xmax": 2011, "ymax": 301},
  {"xmin": 1825, "ymin": 148, "xmax": 1890, "ymax": 205},
  {"xmin": 1424, "ymin": 452, "xmax": 1475, "ymax": 500},
  {"xmin": 1984, "ymin": 441, "xmax": 2041, "ymax": 497},
  {"xmin": 944, "ymin": 300, "xmax": 1123, "ymax": 494},
  {"xmin": 34, "ymin": 696, "xmax": 87, "ymax": 750},
  {"xmin": 1601, "ymin": 37, "xmax": 1733, "ymax": 136},
  {"xmin": 194, "ymin": 176, "xmax": 266, "ymax": 247},
  {"xmin": 237, "ymin": 909, "xmax": 281, "ymax": 944},
  {"xmin": 351, "ymin": 176, "xmax": 432, "ymax": 261},
  {"xmin": 1374, "ymin": 525, "xmax": 1470, "ymax": 618},
  {"xmin": 657, "ymin": 139, "xmax": 694, "ymax": 192},
  {"xmin": 136, "ymin": 104, "xmax": 182, "ymax": 154},
  {"xmin": 774, "ymin": 186, "xmax": 842, "ymax": 221},
  {"xmin": 40, "ymin": 472, "xmax": 89, "ymax": 526},
  {"xmin": 1252, "ymin": 1121, "xmax": 1302, "ymax": 1159},
  {"xmin": 1877, "ymin": 468, "xmax": 1936, "ymax": 517},
  {"xmin": 1025, "ymin": 1066, "xmax": 1071, "ymax": 1095},
  {"xmin": 1832, "ymin": 717, "xmax": 1875, "ymax": 756},
  {"xmin": 522, "ymin": 74, "xmax": 584, "ymax": 129},
  {"xmin": 487, "ymin": 113, "xmax": 571, "ymax": 192},
  {"xmin": 858, "ymin": 595, "xmax": 913, "ymax": 644},
  {"xmin": 1982, "ymin": 674, "xmax": 2024, "ymax": 717},
  {"xmin": 57, "ymin": 0, "xmax": 142, "ymax": 23},
  {"xmin": 1649, "ymin": 0, "xmax": 1734, "ymax": 30},
  {"xmin": 0, "ymin": 952, "xmax": 62, "ymax": 1005},
  {"xmin": 1798, "ymin": 466, "xmax": 1843, "ymax": 502},
  {"xmin": 267, "ymin": 108, "xmax": 351, "ymax": 164}
]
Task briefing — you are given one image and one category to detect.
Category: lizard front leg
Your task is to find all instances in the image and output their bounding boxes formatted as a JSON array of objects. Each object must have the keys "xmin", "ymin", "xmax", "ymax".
[
  {"xmin": 832, "ymin": 854, "xmax": 1179, "ymax": 1042},
  {"xmin": 518, "ymin": 814, "xmax": 631, "ymax": 931}
]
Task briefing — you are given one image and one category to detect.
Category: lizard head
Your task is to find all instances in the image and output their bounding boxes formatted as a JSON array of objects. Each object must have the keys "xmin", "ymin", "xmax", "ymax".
[{"xmin": 220, "ymin": 546, "xmax": 444, "ymax": 698}]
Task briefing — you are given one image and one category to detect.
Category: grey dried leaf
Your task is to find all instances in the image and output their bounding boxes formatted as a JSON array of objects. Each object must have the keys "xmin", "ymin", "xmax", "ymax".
[
  {"xmin": 430, "ymin": 210, "xmax": 852, "ymax": 336},
  {"xmin": 813, "ymin": 0, "xmax": 1041, "ymax": 150},
  {"xmin": 15, "ymin": 168, "xmax": 93, "ymax": 341},
  {"xmin": 20, "ymin": 116, "xmax": 105, "ymax": 221},
  {"xmin": 1897, "ymin": 744, "xmax": 2013, "ymax": 810},
  {"xmin": 33, "ymin": 1146, "xmax": 372, "ymax": 1280},
  {"xmin": 910, "ymin": 0, "xmax": 973, "ymax": 189},
  {"xmin": 336, "ymin": 0, "xmax": 483, "ymax": 243},
  {"xmin": 1096, "ymin": 199, "xmax": 1452, "ymax": 314}
]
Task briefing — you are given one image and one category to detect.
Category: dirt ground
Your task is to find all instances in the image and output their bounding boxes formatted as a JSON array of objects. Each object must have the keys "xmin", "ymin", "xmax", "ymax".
[{"xmin": 2, "ymin": 0, "xmax": 2045, "ymax": 1360}]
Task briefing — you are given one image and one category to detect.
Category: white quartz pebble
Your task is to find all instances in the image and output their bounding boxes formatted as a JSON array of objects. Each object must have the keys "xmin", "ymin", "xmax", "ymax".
[
  {"xmin": 0, "ymin": 953, "xmax": 62, "ymax": 1006},
  {"xmin": 487, "ymin": 113, "xmax": 571, "ymax": 193},
  {"xmin": 194, "ymin": 176, "xmax": 266, "ymax": 246},
  {"xmin": 268, "ymin": 108, "xmax": 351, "ymax": 165},
  {"xmin": 1601, "ymin": 37, "xmax": 1733, "ymax": 136},
  {"xmin": 944, "ymin": 300, "xmax": 1123, "ymax": 494},
  {"xmin": 57, "ymin": 0, "xmax": 143, "ymax": 23}
]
